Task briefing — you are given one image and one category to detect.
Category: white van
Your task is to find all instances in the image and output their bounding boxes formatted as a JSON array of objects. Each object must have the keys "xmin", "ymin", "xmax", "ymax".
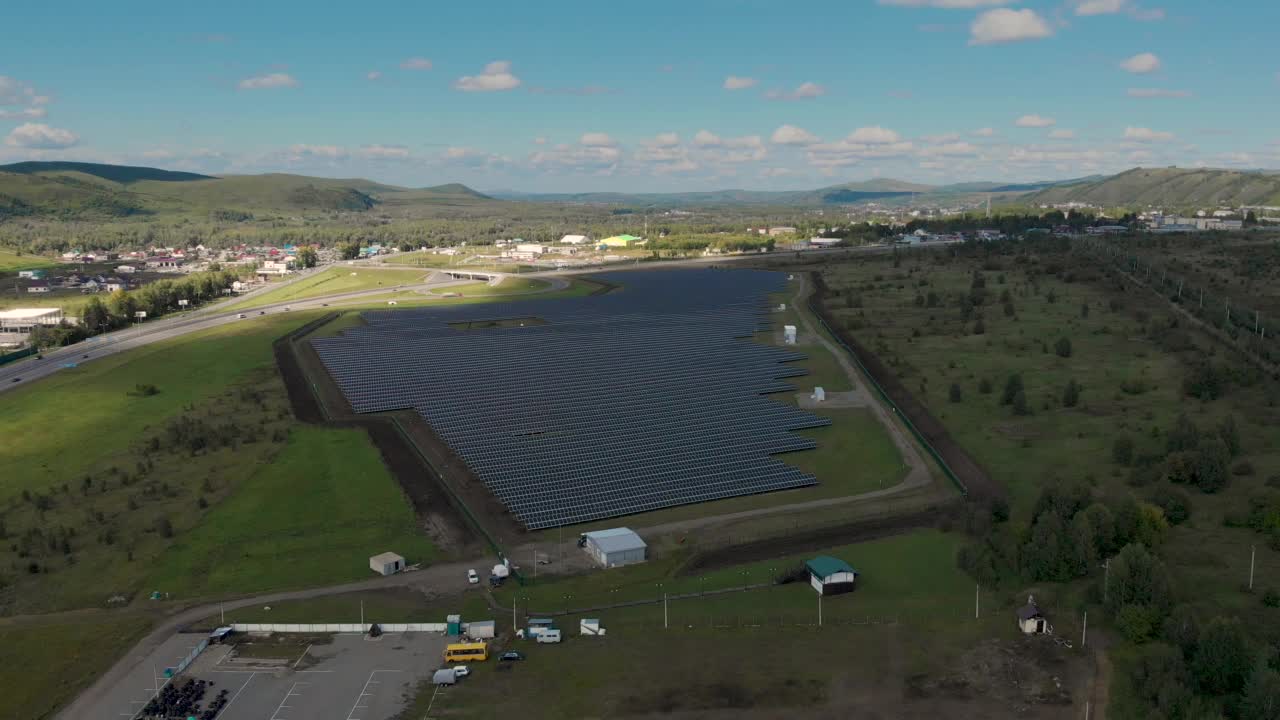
[{"xmin": 535, "ymin": 629, "xmax": 562, "ymax": 644}]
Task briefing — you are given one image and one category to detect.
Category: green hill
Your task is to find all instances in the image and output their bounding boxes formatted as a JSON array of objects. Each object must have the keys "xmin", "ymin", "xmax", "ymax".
[
  {"xmin": 1026, "ymin": 167, "xmax": 1280, "ymax": 207},
  {"xmin": 0, "ymin": 161, "xmax": 212, "ymax": 184},
  {"xmin": 131, "ymin": 174, "xmax": 381, "ymax": 213},
  {"xmin": 419, "ymin": 183, "xmax": 490, "ymax": 199}
]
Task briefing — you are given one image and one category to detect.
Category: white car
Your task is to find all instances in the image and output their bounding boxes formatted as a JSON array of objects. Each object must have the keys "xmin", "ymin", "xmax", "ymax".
[
  {"xmin": 451, "ymin": 665, "xmax": 470, "ymax": 678},
  {"xmin": 467, "ymin": 569, "xmax": 479, "ymax": 584}
]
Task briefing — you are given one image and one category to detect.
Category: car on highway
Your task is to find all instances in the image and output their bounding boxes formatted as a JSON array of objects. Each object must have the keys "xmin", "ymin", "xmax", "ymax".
[
  {"xmin": 283, "ymin": 306, "xmax": 290, "ymax": 311},
  {"xmin": 237, "ymin": 313, "xmax": 246, "ymax": 319},
  {"xmin": 467, "ymin": 569, "xmax": 479, "ymax": 584},
  {"xmin": 499, "ymin": 652, "xmax": 525, "ymax": 662},
  {"xmin": 10, "ymin": 377, "xmax": 20, "ymax": 383}
]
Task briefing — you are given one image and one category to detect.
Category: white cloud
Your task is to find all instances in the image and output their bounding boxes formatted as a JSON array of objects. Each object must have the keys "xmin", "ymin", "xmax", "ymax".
[
  {"xmin": 441, "ymin": 146, "xmax": 510, "ymax": 168},
  {"xmin": 969, "ymin": 9, "xmax": 1053, "ymax": 45},
  {"xmin": 1013, "ymin": 113, "xmax": 1054, "ymax": 127},
  {"xmin": 918, "ymin": 141, "xmax": 979, "ymax": 157},
  {"xmin": 533, "ymin": 136, "xmax": 548, "ymax": 145},
  {"xmin": 847, "ymin": 126, "xmax": 902, "ymax": 144},
  {"xmin": 359, "ymin": 144, "xmax": 411, "ymax": 160},
  {"xmin": 723, "ymin": 75, "xmax": 757, "ymax": 90},
  {"xmin": 0, "ymin": 76, "xmax": 51, "ymax": 119},
  {"xmin": 1015, "ymin": 114, "xmax": 1056, "ymax": 128},
  {"xmin": 1124, "ymin": 126, "xmax": 1175, "ymax": 142},
  {"xmin": 921, "ymin": 132, "xmax": 961, "ymax": 143},
  {"xmin": 633, "ymin": 139, "xmax": 699, "ymax": 174},
  {"xmin": 454, "ymin": 61, "xmax": 521, "ymax": 92},
  {"xmin": 400, "ymin": 57, "xmax": 433, "ymax": 71},
  {"xmin": 1073, "ymin": 0, "xmax": 1126, "ymax": 14},
  {"xmin": 1073, "ymin": 0, "xmax": 1165, "ymax": 20},
  {"xmin": 972, "ymin": 127, "xmax": 997, "ymax": 137},
  {"xmin": 580, "ymin": 132, "xmax": 617, "ymax": 147},
  {"xmin": 880, "ymin": 0, "xmax": 1013, "ymax": 6},
  {"xmin": 1049, "ymin": 129, "xmax": 1076, "ymax": 139},
  {"xmin": 1120, "ymin": 52, "xmax": 1161, "ymax": 74},
  {"xmin": 238, "ymin": 73, "xmax": 298, "ymax": 90},
  {"xmin": 286, "ymin": 144, "xmax": 347, "ymax": 160},
  {"xmin": 693, "ymin": 130, "xmax": 722, "ymax": 147},
  {"xmin": 366, "ymin": 71, "xmax": 382, "ymax": 81},
  {"xmin": 1127, "ymin": 88, "xmax": 1191, "ymax": 98},
  {"xmin": 5, "ymin": 123, "xmax": 79, "ymax": 149},
  {"xmin": 770, "ymin": 124, "xmax": 819, "ymax": 145},
  {"xmin": 529, "ymin": 141, "xmax": 621, "ymax": 174},
  {"xmin": 759, "ymin": 167, "xmax": 793, "ymax": 178},
  {"xmin": 651, "ymin": 132, "xmax": 680, "ymax": 147},
  {"xmin": 764, "ymin": 82, "xmax": 826, "ymax": 101}
]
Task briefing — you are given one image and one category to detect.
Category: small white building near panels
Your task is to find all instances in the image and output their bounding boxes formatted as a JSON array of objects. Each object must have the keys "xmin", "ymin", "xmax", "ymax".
[
  {"xmin": 369, "ymin": 551, "xmax": 405, "ymax": 576},
  {"xmin": 581, "ymin": 528, "xmax": 647, "ymax": 568}
]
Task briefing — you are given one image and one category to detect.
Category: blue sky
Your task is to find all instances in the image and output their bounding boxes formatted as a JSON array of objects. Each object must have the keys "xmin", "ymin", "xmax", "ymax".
[{"xmin": 2, "ymin": 0, "xmax": 1277, "ymax": 191}]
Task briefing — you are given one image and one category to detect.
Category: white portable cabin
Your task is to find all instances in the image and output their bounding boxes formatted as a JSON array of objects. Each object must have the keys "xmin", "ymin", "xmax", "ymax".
[
  {"xmin": 783, "ymin": 325, "xmax": 797, "ymax": 345},
  {"xmin": 466, "ymin": 620, "xmax": 496, "ymax": 639},
  {"xmin": 581, "ymin": 528, "xmax": 648, "ymax": 568},
  {"xmin": 369, "ymin": 551, "xmax": 405, "ymax": 576},
  {"xmin": 812, "ymin": 387, "xmax": 826, "ymax": 402},
  {"xmin": 806, "ymin": 556, "xmax": 858, "ymax": 596},
  {"xmin": 1017, "ymin": 596, "xmax": 1049, "ymax": 634},
  {"xmin": 580, "ymin": 618, "xmax": 607, "ymax": 636}
]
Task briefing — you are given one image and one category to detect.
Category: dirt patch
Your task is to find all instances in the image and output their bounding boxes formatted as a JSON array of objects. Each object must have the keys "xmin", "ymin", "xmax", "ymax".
[
  {"xmin": 679, "ymin": 508, "xmax": 945, "ymax": 575},
  {"xmin": 906, "ymin": 637, "xmax": 1078, "ymax": 712},
  {"xmin": 619, "ymin": 677, "xmax": 825, "ymax": 715},
  {"xmin": 272, "ymin": 316, "xmax": 476, "ymax": 555},
  {"xmin": 809, "ymin": 272, "xmax": 1006, "ymax": 504}
]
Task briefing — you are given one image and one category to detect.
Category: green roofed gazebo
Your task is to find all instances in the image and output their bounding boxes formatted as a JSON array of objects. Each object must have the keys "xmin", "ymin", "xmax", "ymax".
[{"xmin": 805, "ymin": 556, "xmax": 858, "ymax": 595}]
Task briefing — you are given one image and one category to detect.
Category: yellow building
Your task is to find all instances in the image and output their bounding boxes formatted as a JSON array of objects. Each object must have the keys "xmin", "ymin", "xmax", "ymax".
[{"xmin": 599, "ymin": 234, "xmax": 643, "ymax": 248}]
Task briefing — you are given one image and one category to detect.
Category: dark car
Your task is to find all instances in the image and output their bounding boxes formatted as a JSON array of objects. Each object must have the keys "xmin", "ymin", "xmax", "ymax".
[
  {"xmin": 11, "ymin": 377, "xmax": 20, "ymax": 383},
  {"xmin": 499, "ymin": 651, "xmax": 525, "ymax": 662}
]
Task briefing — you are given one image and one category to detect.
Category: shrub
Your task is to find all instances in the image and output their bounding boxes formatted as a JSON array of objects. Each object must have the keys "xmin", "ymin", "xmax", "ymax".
[
  {"xmin": 1055, "ymin": 337, "xmax": 1073, "ymax": 358},
  {"xmin": 1263, "ymin": 590, "xmax": 1280, "ymax": 608},
  {"xmin": 1113, "ymin": 435, "xmax": 1135, "ymax": 466},
  {"xmin": 1149, "ymin": 487, "xmax": 1192, "ymax": 525},
  {"xmin": 1001, "ymin": 374, "xmax": 1024, "ymax": 405},
  {"xmin": 979, "ymin": 378, "xmax": 993, "ymax": 394},
  {"xmin": 1233, "ymin": 461, "xmax": 1255, "ymax": 476},
  {"xmin": 1063, "ymin": 379, "xmax": 1082, "ymax": 408},
  {"xmin": 1012, "ymin": 389, "xmax": 1031, "ymax": 416},
  {"xmin": 949, "ymin": 383, "xmax": 962, "ymax": 403},
  {"xmin": 972, "ymin": 318, "xmax": 985, "ymax": 335}
]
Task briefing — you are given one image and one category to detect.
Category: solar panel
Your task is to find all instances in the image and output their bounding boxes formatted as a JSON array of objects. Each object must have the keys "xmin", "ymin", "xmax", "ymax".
[{"xmin": 311, "ymin": 268, "xmax": 828, "ymax": 529}]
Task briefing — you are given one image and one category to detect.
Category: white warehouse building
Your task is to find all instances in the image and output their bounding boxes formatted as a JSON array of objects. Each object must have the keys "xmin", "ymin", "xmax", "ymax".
[
  {"xmin": 0, "ymin": 308, "xmax": 65, "ymax": 335},
  {"xmin": 580, "ymin": 528, "xmax": 647, "ymax": 568}
]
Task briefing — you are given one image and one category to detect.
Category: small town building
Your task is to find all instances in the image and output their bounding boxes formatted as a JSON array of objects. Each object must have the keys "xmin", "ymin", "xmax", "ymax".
[
  {"xmin": 599, "ymin": 234, "xmax": 643, "ymax": 248},
  {"xmin": 768, "ymin": 226, "xmax": 798, "ymax": 236},
  {"xmin": 115, "ymin": 265, "xmax": 137, "ymax": 274},
  {"xmin": 809, "ymin": 237, "xmax": 842, "ymax": 247},
  {"xmin": 516, "ymin": 243, "xmax": 548, "ymax": 255},
  {"xmin": 806, "ymin": 556, "xmax": 858, "ymax": 595},
  {"xmin": 1017, "ymin": 596, "xmax": 1049, "ymax": 634},
  {"xmin": 0, "ymin": 308, "xmax": 64, "ymax": 334},
  {"xmin": 466, "ymin": 620, "xmax": 495, "ymax": 639},
  {"xmin": 17, "ymin": 270, "xmax": 45, "ymax": 279},
  {"xmin": 26, "ymin": 282, "xmax": 50, "ymax": 293},
  {"xmin": 580, "ymin": 527, "xmax": 648, "ymax": 568},
  {"xmin": 368, "ymin": 551, "xmax": 405, "ymax": 576},
  {"xmin": 579, "ymin": 618, "xmax": 606, "ymax": 636},
  {"xmin": 560, "ymin": 234, "xmax": 589, "ymax": 245}
]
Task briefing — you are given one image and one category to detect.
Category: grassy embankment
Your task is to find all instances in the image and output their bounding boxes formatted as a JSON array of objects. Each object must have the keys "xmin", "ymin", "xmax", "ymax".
[{"xmin": 225, "ymin": 266, "xmax": 431, "ymax": 310}]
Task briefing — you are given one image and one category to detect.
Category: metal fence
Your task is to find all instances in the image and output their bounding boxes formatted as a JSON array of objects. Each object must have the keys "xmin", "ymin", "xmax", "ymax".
[
  {"xmin": 0, "ymin": 346, "xmax": 36, "ymax": 366},
  {"xmin": 230, "ymin": 622, "xmax": 450, "ymax": 633}
]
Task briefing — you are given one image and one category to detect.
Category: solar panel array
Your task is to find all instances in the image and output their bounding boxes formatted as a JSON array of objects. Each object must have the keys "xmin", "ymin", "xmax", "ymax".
[{"xmin": 312, "ymin": 268, "xmax": 828, "ymax": 529}]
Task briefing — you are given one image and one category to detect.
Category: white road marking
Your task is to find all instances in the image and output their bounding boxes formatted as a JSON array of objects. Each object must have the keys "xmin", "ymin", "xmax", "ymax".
[
  {"xmin": 292, "ymin": 643, "xmax": 313, "ymax": 669},
  {"xmin": 270, "ymin": 681, "xmax": 308, "ymax": 720},
  {"xmin": 217, "ymin": 671, "xmax": 258, "ymax": 717},
  {"xmin": 345, "ymin": 670, "xmax": 402, "ymax": 720}
]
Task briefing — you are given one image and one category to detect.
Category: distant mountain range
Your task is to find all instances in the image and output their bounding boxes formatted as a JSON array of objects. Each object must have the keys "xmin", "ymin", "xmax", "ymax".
[
  {"xmin": 489, "ymin": 176, "xmax": 1099, "ymax": 207},
  {"xmin": 0, "ymin": 161, "xmax": 492, "ymax": 219},
  {"xmin": 2, "ymin": 160, "xmax": 1277, "ymax": 220}
]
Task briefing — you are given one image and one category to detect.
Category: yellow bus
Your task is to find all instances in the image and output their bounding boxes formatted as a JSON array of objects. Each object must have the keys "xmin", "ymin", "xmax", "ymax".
[{"xmin": 443, "ymin": 642, "xmax": 488, "ymax": 663}]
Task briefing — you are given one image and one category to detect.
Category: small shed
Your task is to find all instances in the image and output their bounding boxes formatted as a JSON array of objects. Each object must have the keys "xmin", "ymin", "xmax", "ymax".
[
  {"xmin": 783, "ymin": 325, "xmax": 797, "ymax": 345},
  {"xmin": 369, "ymin": 552, "xmax": 405, "ymax": 576},
  {"xmin": 433, "ymin": 668, "xmax": 457, "ymax": 686},
  {"xmin": 580, "ymin": 618, "xmax": 606, "ymax": 636},
  {"xmin": 581, "ymin": 528, "xmax": 648, "ymax": 568},
  {"xmin": 1017, "ymin": 596, "xmax": 1049, "ymax": 634},
  {"xmin": 812, "ymin": 387, "xmax": 826, "ymax": 402},
  {"xmin": 466, "ymin": 620, "xmax": 495, "ymax": 639},
  {"xmin": 806, "ymin": 556, "xmax": 858, "ymax": 595}
]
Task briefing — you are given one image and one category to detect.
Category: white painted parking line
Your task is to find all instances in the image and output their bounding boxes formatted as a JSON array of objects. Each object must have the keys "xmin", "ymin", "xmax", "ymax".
[
  {"xmin": 345, "ymin": 670, "xmax": 402, "ymax": 720},
  {"xmin": 292, "ymin": 643, "xmax": 313, "ymax": 669},
  {"xmin": 270, "ymin": 681, "xmax": 309, "ymax": 720},
  {"xmin": 218, "ymin": 671, "xmax": 258, "ymax": 717}
]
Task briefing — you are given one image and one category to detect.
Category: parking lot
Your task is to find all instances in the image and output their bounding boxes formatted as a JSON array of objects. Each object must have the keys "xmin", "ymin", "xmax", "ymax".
[{"xmin": 88, "ymin": 632, "xmax": 445, "ymax": 720}]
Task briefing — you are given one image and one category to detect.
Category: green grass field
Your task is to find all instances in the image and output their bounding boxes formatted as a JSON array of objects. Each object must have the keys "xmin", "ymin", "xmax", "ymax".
[
  {"xmin": 144, "ymin": 426, "xmax": 439, "ymax": 599},
  {"xmin": 0, "ymin": 248, "xmax": 56, "ymax": 272},
  {"xmin": 225, "ymin": 267, "xmax": 430, "ymax": 310},
  {"xmin": 0, "ymin": 614, "xmax": 153, "ymax": 720}
]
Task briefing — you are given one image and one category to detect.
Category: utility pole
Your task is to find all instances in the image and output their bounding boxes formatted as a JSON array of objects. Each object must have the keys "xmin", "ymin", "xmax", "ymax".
[
  {"xmin": 663, "ymin": 592, "xmax": 669, "ymax": 630},
  {"xmin": 818, "ymin": 593, "xmax": 823, "ymax": 627},
  {"xmin": 221, "ymin": 603, "xmax": 225, "ymax": 625},
  {"xmin": 360, "ymin": 599, "xmax": 364, "ymax": 627},
  {"xmin": 1081, "ymin": 610, "xmax": 1088, "ymax": 648},
  {"xmin": 1103, "ymin": 559, "xmax": 1110, "ymax": 603},
  {"xmin": 512, "ymin": 597, "xmax": 517, "ymax": 633},
  {"xmin": 975, "ymin": 584, "xmax": 980, "ymax": 619},
  {"xmin": 1250, "ymin": 545, "xmax": 1257, "ymax": 591}
]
